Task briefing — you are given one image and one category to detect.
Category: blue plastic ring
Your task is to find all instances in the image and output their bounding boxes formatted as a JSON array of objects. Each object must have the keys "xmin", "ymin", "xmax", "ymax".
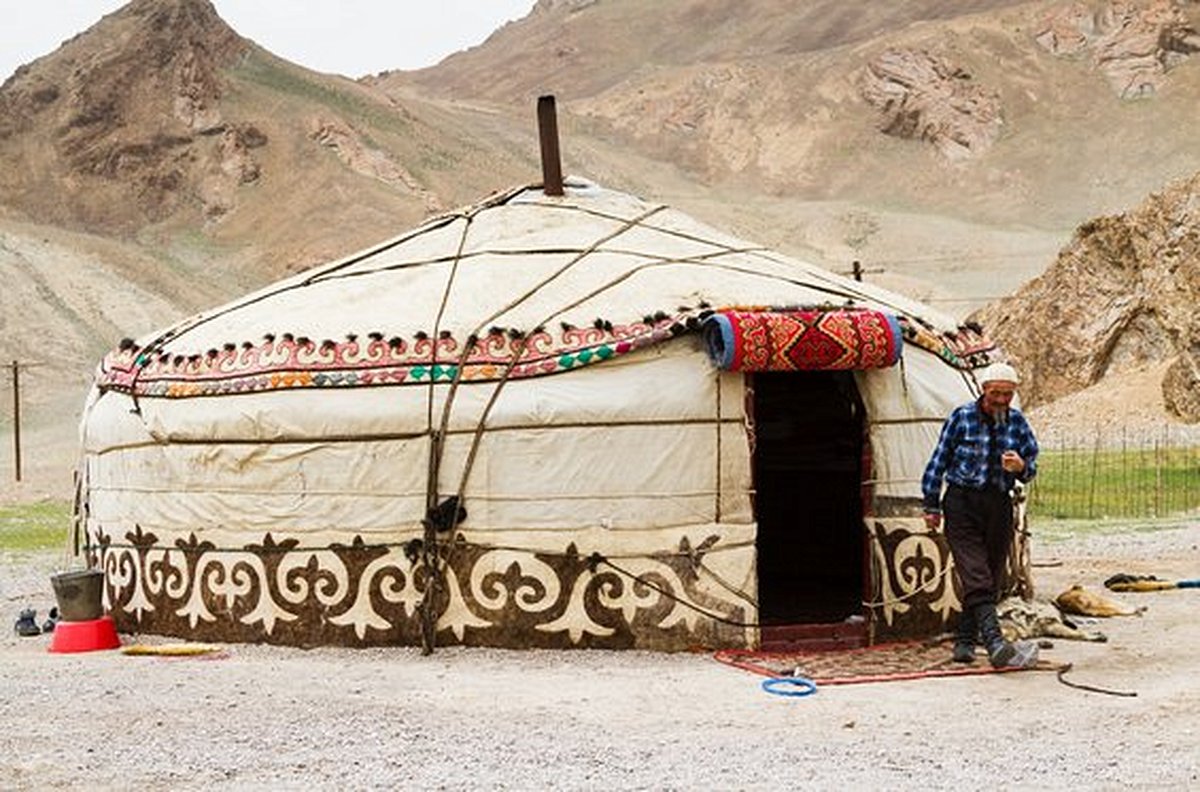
[{"xmin": 761, "ymin": 676, "xmax": 818, "ymax": 697}]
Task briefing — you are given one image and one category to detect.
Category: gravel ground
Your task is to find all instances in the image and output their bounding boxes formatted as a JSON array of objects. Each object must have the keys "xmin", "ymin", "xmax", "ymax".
[{"xmin": 2, "ymin": 522, "xmax": 1198, "ymax": 791}]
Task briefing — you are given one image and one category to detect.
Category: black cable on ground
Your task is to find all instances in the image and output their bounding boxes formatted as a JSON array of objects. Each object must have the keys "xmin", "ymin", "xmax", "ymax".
[{"xmin": 1054, "ymin": 662, "xmax": 1137, "ymax": 697}]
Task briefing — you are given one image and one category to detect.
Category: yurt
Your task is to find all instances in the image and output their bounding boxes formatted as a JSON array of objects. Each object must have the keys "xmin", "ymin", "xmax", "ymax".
[{"xmin": 77, "ymin": 177, "xmax": 1025, "ymax": 652}]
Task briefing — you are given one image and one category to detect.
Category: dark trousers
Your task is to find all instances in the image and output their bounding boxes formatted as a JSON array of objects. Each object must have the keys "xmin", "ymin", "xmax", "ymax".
[{"xmin": 943, "ymin": 484, "xmax": 1014, "ymax": 610}]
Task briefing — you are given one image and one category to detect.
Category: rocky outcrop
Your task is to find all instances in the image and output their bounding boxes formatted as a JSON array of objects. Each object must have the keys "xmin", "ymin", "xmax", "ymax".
[
  {"xmin": 1034, "ymin": 2, "xmax": 1098, "ymax": 57},
  {"xmin": 199, "ymin": 124, "xmax": 267, "ymax": 220},
  {"xmin": 859, "ymin": 48, "xmax": 1003, "ymax": 160},
  {"xmin": 308, "ymin": 118, "xmax": 445, "ymax": 213},
  {"xmin": 1162, "ymin": 343, "xmax": 1200, "ymax": 420},
  {"xmin": 974, "ymin": 172, "xmax": 1200, "ymax": 421},
  {"xmin": 1034, "ymin": 0, "xmax": 1200, "ymax": 98}
]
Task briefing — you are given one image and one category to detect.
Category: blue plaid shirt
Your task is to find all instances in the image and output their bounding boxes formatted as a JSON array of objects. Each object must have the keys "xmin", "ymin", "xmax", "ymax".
[{"xmin": 922, "ymin": 399, "xmax": 1039, "ymax": 513}]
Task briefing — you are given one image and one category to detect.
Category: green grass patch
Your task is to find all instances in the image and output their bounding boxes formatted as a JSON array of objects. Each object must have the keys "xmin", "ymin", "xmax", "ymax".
[
  {"xmin": 1029, "ymin": 515, "xmax": 1196, "ymax": 543},
  {"xmin": 1028, "ymin": 446, "xmax": 1200, "ymax": 520},
  {"xmin": 0, "ymin": 500, "xmax": 72, "ymax": 552}
]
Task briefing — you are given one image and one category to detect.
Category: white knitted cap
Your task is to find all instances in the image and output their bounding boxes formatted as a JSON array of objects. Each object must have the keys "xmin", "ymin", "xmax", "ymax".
[{"xmin": 976, "ymin": 362, "xmax": 1020, "ymax": 385}]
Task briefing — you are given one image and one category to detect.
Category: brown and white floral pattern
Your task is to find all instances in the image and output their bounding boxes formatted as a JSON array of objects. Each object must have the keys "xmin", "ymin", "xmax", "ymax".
[{"xmin": 90, "ymin": 525, "xmax": 755, "ymax": 650}]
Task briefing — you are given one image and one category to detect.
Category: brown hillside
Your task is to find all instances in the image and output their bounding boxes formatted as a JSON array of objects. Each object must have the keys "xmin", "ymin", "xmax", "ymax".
[
  {"xmin": 377, "ymin": 0, "xmax": 1200, "ymax": 232},
  {"xmin": 0, "ymin": 0, "xmax": 536, "ymax": 279},
  {"xmin": 384, "ymin": 0, "xmax": 1034, "ymax": 104}
]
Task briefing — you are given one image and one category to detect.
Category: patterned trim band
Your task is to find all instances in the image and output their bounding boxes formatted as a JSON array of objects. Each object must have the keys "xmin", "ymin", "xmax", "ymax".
[{"xmin": 95, "ymin": 315, "xmax": 691, "ymax": 398}]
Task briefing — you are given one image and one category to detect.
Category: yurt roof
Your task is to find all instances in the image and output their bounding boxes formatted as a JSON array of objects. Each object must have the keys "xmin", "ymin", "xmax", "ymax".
[{"xmin": 97, "ymin": 179, "xmax": 986, "ymax": 394}]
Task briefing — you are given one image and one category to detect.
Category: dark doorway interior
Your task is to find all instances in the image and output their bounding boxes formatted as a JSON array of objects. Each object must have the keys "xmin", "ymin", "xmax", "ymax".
[{"xmin": 752, "ymin": 370, "xmax": 865, "ymax": 624}]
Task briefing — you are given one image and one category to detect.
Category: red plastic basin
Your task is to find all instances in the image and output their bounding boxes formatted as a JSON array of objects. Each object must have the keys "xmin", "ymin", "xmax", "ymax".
[{"xmin": 48, "ymin": 615, "xmax": 121, "ymax": 653}]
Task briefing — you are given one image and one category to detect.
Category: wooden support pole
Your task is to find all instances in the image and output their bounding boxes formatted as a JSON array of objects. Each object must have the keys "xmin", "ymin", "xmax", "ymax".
[
  {"xmin": 537, "ymin": 95, "xmax": 564, "ymax": 196},
  {"xmin": 419, "ymin": 428, "xmax": 445, "ymax": 656}
]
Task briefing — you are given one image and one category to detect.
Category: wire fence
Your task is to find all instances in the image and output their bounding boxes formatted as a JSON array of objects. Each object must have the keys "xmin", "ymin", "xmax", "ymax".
[{"xmin": 1028, "ymin": 425, "xmax": 1200, "ymax": 520}]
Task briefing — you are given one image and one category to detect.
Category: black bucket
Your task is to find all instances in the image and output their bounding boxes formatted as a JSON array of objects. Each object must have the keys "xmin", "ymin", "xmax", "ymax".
[{"xmin": 50, "ymin": 569, "xmax": 105, "ymax": 622}]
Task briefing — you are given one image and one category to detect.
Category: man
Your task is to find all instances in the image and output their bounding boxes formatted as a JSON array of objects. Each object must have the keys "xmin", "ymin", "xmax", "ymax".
[{"xmin": 922, "ymin": 362, "xmax": 1040, "ymax": 668}]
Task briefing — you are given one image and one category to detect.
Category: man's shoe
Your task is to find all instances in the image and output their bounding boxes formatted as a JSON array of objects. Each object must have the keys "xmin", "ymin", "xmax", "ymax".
[
  {"xmin": 42, "ymin": 606, "xmax": 60, "ymax": 633},
  {"xmin": 14, "ymin": 608, "xmax": 41, "ymax": 637},
  {"xmin": 986, "ymin": 639, "xmax": 1017, "ymax": 667},
  {"xmin": 1007, "ymin": 640, "xmax": 1039, "ymax": 668},
  {"xmin": 952, "ymin": 606, "xmax": 978, "ymax": 663},
  {"xmin": 974, "ymin": 601, "xmax": 1031, "ymax": 668},
  {"xmin": 987, "ymin": 638, "xmax": 1039, "ymax": 668}
]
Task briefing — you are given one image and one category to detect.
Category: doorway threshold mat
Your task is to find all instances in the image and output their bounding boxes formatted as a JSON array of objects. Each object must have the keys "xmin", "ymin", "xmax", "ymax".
[{"xmin": 714, "ymin": 641, "xmax": 1056, "ymax": 686}]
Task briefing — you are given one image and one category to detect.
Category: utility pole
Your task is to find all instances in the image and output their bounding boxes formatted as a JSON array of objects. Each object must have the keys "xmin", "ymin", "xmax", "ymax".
[
  {"xmin": 11, "ymin": 360, "xmax": 21, "ymax": 482},
  {"xmin": 845, "ymin": 260, "xmax": 883, "ymax": 281}
]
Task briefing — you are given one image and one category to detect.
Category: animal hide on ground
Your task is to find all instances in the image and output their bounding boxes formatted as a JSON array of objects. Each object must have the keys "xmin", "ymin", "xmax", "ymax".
[
  {"xmin": 996, "ymin": 596, "xmax": 1107, "ymax": 643},
  {"xmin": 1055, "ymin": 584, "xmax": 1145, "ymax": 617}
]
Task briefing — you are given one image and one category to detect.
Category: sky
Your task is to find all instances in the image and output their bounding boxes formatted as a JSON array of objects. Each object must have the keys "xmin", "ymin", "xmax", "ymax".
[{"xmin": 0, "ymin": 0, "xmax": 536, "ymax": 83}]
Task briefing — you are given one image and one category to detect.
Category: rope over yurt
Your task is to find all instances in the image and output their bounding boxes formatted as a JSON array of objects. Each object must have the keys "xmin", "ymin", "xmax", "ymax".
[{"xmin": 77, "ymin": 176, "xmax": 1027, "ymax": 652}]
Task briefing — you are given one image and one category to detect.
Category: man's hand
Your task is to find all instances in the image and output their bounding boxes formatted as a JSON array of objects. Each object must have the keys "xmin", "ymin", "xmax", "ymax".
[
  {"xmin": 1001, "ymin": 450, "xmax": 1025, "ymax": 473},
  {"xmin": 923, "ymin": 511, "xmax": 941, "ymax": 531}
]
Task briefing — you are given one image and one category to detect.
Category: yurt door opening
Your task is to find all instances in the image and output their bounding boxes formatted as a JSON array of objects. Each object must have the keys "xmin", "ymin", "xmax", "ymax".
[{"xmin": 750, "ymin": 371, "xmax": 866, "ymax": 627}]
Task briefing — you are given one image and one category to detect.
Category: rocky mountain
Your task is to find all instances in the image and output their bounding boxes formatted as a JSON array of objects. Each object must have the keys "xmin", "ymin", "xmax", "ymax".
[
  {"xmin": 0, "ymin": 0, "xmax": 247, "ymax": 232},
  {"xmin": 0, "ymin": 0, "xmax": 535, "ymax": 279},
  {"xmin": 6, "ymin": 0, "xmax": 1198, "ymax": 288},
  {"xmin": 376, "ymin": 0, "xmax": 1200, "ymax": 232},
  {"xmin": 975, "ymin": 171, "xmax": 1200, "ymax": 421}
]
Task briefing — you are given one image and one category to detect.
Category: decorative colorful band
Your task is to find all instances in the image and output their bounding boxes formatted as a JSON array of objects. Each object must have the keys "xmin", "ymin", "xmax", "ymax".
[
  {"xmin": 93, "ymin": 305, "xmax": 997, "ymax": 398},
  {"xmin": 895, "ymin": 317, "xmax": 997, "ymax": 369},
  {"xmin": 95, "ymin": 316, "xmax": 689, "ymax": 398}
]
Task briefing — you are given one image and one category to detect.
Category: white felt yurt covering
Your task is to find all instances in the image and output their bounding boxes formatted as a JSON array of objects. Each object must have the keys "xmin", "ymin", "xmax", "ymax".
[{"xmin": 78, "ymin": 180, "xmax": 1020, "ymax": 650}]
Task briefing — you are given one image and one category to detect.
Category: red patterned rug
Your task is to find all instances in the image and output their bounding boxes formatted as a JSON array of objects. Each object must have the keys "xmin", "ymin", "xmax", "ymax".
[
  {"xmin": 703, "ymin": 308, "xmax": 902, "ymax": 372},
  {"xmin": 714, "ymin": 641, "xmax": 1055, "ymax": 686}
]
